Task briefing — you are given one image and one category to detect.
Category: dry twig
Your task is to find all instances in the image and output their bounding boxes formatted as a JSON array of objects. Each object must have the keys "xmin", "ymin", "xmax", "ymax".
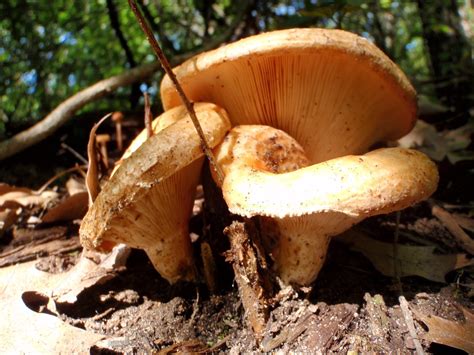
[
  {"xmin": 399, "ymin": 295, "xmax": 425, "ymax": 355},
  {"xmin": 224, "ymin": 221, "xmax": 270, "ymax": 339},
  {"xmin": 144, "ymin": 92, "xmax": 153, "ymax": 138}
]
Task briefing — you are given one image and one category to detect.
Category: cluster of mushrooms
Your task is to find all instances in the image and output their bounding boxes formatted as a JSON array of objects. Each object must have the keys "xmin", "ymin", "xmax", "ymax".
[{"xmin": 80, "ymin": 28, "xmax": 439, "ymax": 287}]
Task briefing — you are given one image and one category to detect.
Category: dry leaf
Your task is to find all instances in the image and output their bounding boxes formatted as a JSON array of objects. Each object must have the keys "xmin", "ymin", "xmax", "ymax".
[
  {"xmin": 53, "ymin": 244, "xmax": 130, "ymax": 304},
  {"xmin": 0, "ymin": 190, "xmax": 58, "ymax": 208},
  {"xmin": 66, "ymin": 177, "xmax": 87, "ymax": 196},
  {"xmin": 415, "ymin": 307, "xmax": 474, "ymax": 353},
  {"xmin": 398, "ymin": 120, "xmax": 447, "ymax": 161},
  {"xmin": 42, "ymin": 191, "xmax": 88, "ymax": 223},
  {"xmin": 0, "ymin": 261, "xmax": 104, "ymax": 353},
  {"xmin": 338, "ymin": 230, "xmax": 474, "ymax": 283},
  {"xmin": 0, "ymin": 183, "xmax": 32, "ymax": 195},
  {"xmin": 398, "ymin": 120, "xmax": 474, "ymax": 164},
  {"xmin": 452, "ymin": 214, "xmax": 474, "ymax": 233}
]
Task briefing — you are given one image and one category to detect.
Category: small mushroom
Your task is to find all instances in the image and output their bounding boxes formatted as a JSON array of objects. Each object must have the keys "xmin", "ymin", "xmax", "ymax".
[
  {"xmin": 111, "ymin": 112, "xmax": 124, "ymax": 151},
  {"xmin": 95, "ymin": 134, "xmax": 111, "ymax": 169},
  {"xmin": 161, "ymin": 28, "xmax": 417, "ymax": 163},
  {"xmin": 212, "ymin": 125, "xmax": 439, "ymax": 286},
  {"xmin": 80, "ymin": 103, "xmax": 231, "ymax": 283}
]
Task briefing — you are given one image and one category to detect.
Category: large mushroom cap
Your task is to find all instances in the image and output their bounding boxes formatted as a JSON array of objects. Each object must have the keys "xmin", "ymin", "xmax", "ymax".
[
  {"xmin": 80, "ymin": 103, "xmax": 231, "ymax": 283},
  {"xmin": 161, "ymin": 28, "xmax": 417, "ymax": 163}
]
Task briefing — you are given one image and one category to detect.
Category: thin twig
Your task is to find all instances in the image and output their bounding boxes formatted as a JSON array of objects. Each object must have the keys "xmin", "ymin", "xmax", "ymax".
[
  {"xmin": 189, "ymin": 287, "xmax": 200, "ymax": 325},
  {"xmin": 144, "ymin": 92, "xmax": 153, "ymax": 138},
  {"xmin": 128, "ymin": 0, "xmax": 224, "ymax": 185},
  {"xmin": 36, "ymin": 164, "xmax": 87, "ymax": 194},
  {"xmin": 393, "ymin": 211, "xmax": 403, "ymax": 294},
  {"xmin": 60, "ymin": 142, "xmax": 89, "ymax": 165},
  {"xmin": 399, "ymin": 295, "xmax": 425, "ymax": 355}
]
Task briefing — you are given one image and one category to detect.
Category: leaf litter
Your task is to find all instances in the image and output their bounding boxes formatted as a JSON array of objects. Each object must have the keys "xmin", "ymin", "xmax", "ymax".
[{"xmin": 0, "ymin": 117, "xmax": 473, "ymax": 353}]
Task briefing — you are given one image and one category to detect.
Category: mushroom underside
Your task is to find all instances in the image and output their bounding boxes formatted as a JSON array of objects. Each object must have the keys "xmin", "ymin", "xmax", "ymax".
[{"xmin": 162, "ymin": 29, "xmax": 417, "ymax": 163}]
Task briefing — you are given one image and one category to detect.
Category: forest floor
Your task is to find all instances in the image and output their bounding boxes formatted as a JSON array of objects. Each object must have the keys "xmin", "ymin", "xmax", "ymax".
[{"xmin": 0, "ymin": 116, "xmax": 473, "ymax": 353}]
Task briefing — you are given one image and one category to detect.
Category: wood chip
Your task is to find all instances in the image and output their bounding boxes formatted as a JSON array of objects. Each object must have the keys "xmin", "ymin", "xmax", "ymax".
[
  {"xmin": 399, "ymin": 295, "xmax": 424, "ymax": 355},
  {"xmin": 304, "ymin": 303, "xmax": 358, "ymax": 351},
  {"xmin": 224, "ymin": 220, "xmax": 270, "ymax": 339}
]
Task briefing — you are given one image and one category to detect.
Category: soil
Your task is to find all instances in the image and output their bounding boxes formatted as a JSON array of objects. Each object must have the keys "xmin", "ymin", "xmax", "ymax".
[
  {"xmin": 12, "ymin": 209, "xmax": 470, "ymax": 354},
  {"xmin": 1, "ymin": 118, "xmax": 473, "ymax": 353}
]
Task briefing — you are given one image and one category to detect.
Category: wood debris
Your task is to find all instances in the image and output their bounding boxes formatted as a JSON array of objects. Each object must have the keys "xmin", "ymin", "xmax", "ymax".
[{"xmin": 224, "ymin": 220, "xmax": 271, "ymax": 339}]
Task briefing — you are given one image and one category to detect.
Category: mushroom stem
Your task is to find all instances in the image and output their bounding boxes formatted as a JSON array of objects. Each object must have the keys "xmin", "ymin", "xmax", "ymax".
[
  {"xmin": 96, "ymin": 134, "xmax": 111, "ymax": 169},
  {"xmin": 112, "ymin": 112, "xmax": 124, "ymax": 151},
  {"xmin": 261, "ymin": 213, "xmax": 359, "ymax": 285}
]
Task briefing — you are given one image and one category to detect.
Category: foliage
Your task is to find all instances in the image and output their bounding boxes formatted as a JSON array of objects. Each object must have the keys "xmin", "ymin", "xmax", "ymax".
[{"xmin": 0, "ymin": 0, "xmax": 472, "ymax": 140}]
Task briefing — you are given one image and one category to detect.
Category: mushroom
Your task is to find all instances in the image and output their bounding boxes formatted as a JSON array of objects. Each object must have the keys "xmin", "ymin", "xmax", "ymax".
[
  {"xmin": 160, "ymin": 28, "xmax": 435, "ymax": 286},
  {"xmin": 95, "ymin": 134, "xmax": 111, "ymax": 169},
  {"xmin": 213, "ymin": 125, "xmax": 439, "ymax": 286},
  {"xmin": 111, "ymin": 112, "xmax": 124, "ymax": 151},
  {"xmin": 80, "ymin": 103, "xmax": 231, "ymax": 283},
  {"xmin": 160, "ymin": 28, "xmax": 417, "ymax": 163}
]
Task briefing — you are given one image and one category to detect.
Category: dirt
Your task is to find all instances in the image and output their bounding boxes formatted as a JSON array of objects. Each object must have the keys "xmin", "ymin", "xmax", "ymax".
[
  {"xmin": 12, "ymin": 208, "xmax": 469, "ymax": 354},
  {"xmin": 1, "ymin": 119, "xmax": 472, "ymax": 353}
]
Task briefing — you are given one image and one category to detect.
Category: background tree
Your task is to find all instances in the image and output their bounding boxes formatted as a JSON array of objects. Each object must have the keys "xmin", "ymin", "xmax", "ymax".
[{"xmin": 0, "ymin": 0, "xmax": 472, "ymax": 144}]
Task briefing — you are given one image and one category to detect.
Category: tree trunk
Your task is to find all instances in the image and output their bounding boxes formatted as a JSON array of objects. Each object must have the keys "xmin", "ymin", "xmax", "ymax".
[{"xmin": 417, "ymin": 0, "xmax": 473, "ymax": 118}]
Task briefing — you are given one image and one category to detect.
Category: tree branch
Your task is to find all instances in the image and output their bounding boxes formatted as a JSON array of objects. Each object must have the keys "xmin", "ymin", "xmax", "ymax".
[
  {"xmin": 0, "ymin": 62, "xmax": 159, "ymax": 161},
  {"xmin": 106, "ymin": 0, "xmax": 141, "ymax": 108}
]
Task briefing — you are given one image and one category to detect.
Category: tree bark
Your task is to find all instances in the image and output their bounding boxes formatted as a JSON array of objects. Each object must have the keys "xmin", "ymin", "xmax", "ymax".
[
  {"xmin": 106, "ymin": 0, "xmax": 141, "ymax": 108},
  {"xmin": 417, "ymin": 0, "xmax": 473, "ymax": 116}
]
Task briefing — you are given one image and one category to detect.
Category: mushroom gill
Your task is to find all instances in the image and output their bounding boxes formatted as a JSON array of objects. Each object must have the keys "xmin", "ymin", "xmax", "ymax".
[{"xmin": 161, "ymin": 28, "xmax": 417, "ymax": 163}]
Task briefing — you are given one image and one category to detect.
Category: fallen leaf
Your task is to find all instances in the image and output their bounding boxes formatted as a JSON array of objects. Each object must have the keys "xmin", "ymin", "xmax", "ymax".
[
  {"xmin": 415, "ymin": 307, "xmax": 474, "ymax": 353},
  {"xmin": 398, "ymin": 120, "xmax": 447, "ymax": 161},
  {"xmin": 66, "ymin": 177, "xmax": 87, "ymax": 196},
  {"xmin": 0, "ymin": 261, "xmax": 104, "ymax": 353},
  {"xmin": 42, "ymin": 191, "xmax": 88, "ymax": 223},
  {"xmin": 0, "ymin": 183, "xmax": 32, "ymax": 195},
  {"xmin": 53, "ymin": 244, "xmax": 130, "ymax": 304},
  {"xmin": 451, "ymin": 214, "xmax": 474, "ymax": 233},
  {"xmin": 337, "ymin": 230, "xmax": 474, "ymax": 283},
  {"xmin": 0, "ymin": 190, "xmax": 58, "ymax": 208},
  {"xmin": 398, "ymin": 120, "xmax": 474, "ymax": 164}
]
